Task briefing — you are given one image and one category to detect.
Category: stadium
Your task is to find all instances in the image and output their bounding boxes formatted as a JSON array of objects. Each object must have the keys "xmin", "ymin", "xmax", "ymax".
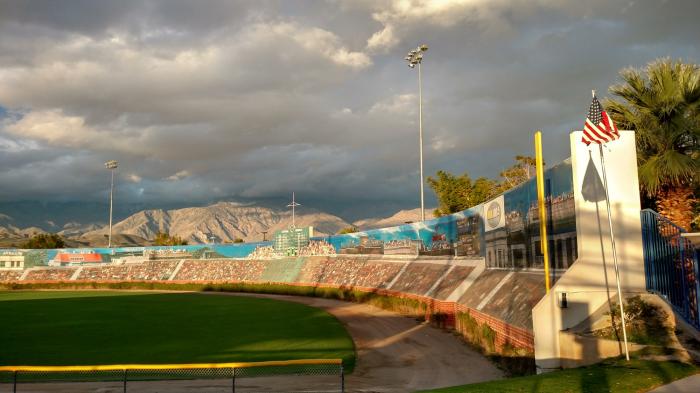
[{"xmin": 2, "ymin": 131, "xmax": 699, "ymax": 392}]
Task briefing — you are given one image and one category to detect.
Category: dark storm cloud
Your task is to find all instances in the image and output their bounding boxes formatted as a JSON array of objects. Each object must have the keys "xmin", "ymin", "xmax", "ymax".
[{"xmin": 0, "ymin": 0, "xmax": 698, "ymax": 219}]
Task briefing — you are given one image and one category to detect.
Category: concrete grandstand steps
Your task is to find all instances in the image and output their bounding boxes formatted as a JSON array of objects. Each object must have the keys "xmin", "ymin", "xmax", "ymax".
[
  {"xmin": 455, "ymin": 268, "xmax": 546, "ymax": 330},
  {"xmin": 446, "ymin": 261, "xmax": 485, "ymax": 302},
  {"xmin": 385, "ymin": 260, "xmax": 411, "ymax": 289},
  {"xmin": 169, "ymin": 259, "xmax": 186, "ymax": 280},
  {"xmin": 432, "ymin": 265, "xmax": 478, "ymax": 300},
  {"xmin": 477, "ymin": 271, "xmax": 514, "ymax": 310},
  {"xmin": 69, "ymin": 267, "xmax": 83, "ymax": 281},
  {"xmin": 390, "ymin": 262, "xmax": 452, "ymax": 295},
  {"xmin": 478, "ymin": 271, "xmax": 546, "ymax": 330},
  {"xmin": 18, "ymin": 268, "xmax": 31, "ymax": 281},
  {"xmin": 421, "ymin": 259, "xmax": 484, "ymax": 299},
  {"xmin": 458, "ymin": 269, "xmax": 512, "ymax": 308},
  {"xmin": 425, "ymin": 264, "xmax": 456, "ymax": 298}
]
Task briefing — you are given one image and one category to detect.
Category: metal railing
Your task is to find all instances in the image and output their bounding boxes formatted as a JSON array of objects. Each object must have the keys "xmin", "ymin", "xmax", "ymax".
[
  {"xmin": 641, "ymin": 209, "xmax": 700, "ymax": 330},
  {"xmin": 0, "ymin": 359, "xmax": 344, "ymax": 393}
]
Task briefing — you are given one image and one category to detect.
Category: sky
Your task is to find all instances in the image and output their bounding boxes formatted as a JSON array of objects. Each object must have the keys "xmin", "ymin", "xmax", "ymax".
[{"xmin": 0, "ymin": 0, "xmax": 698, "ymax": 221}]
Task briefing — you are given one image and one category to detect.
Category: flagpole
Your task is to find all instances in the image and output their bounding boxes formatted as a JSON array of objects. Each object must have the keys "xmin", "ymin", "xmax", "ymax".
[{"xmin": 598, "ymin": 143, "xmax": 630, "ymax": 361}]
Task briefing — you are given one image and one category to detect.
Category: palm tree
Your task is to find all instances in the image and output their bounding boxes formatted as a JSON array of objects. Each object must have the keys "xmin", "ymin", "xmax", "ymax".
[{"xmin": 604, "ymin": 58, "xmax": 699, "ymax": 230}]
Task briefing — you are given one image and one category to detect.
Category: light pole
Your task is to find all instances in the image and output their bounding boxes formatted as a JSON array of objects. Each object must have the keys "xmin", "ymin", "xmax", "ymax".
[
  {"xmin": 287, "ymin": 192, "xmax": 301, "ymax": 253},
  {"xmin": 405, "ymin": 44, "xmax": 428, "ymax": 221},
  {"xmin": 105, "ymin": 160, "xmax": 118, "ymax": 248},
  {"xmin": 287, "ymin": 192, "xmax": 300, "ymax": 228}
]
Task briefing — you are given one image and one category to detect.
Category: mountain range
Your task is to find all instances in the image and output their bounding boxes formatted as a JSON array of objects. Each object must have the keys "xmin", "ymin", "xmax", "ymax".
[{"xmin": 0, "ymin": 202, "xmax": 435, "ymax": 247}]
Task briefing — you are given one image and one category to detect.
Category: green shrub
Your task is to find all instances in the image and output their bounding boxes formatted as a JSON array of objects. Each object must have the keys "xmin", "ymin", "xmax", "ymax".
[{"xmin": 596, "ymin": 295, "xmax": 671, "ymax": 346}]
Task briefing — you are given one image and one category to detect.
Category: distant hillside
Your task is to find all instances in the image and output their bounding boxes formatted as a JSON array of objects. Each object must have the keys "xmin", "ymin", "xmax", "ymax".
[
  {"xmin": 81, "ymin": 202, "xmax": 352, "ymax": 244},
  {"xmin": 66, "ymin": 234, "xmax": 152, "ymax": 248},
  {"xmin": 353, "ymin": 207, "xmax": 437, "ymax": 230},
  {"xmin": 1, "ymin": 203, "xmax": 441, "ymax": 248}
]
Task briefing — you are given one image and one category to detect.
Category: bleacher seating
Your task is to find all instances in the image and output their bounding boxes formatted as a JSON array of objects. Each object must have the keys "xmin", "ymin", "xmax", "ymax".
[
  {"xmin": 431, "ymin": 266, "xmax": 475, "ymax": 300},
  {"xmin": 390, "ymin": 263, "xmax": 450, "ymax": 295},
  {"xmin": 0, "ymin": 270, "xmax": 22, "ymax": 282},
  {"xmin": 173, "ymin": 259, "xmax": 266, "ymax": 281},
  {"xmin": 248, "ymin": 246, "xmax": 279, "ymax": 259},
  {"xmin": 296, "ymin": 257, "xmax": 404, "ymax": 288},
  {"xmin": 77, "ymin": 260, "xmax": 178, "ymax": 281},
  {"xmin": 24, "ymin": 268, "xmax": 76, "ymax": 281},
  {"xmin": 297, "ymin": 241, "xmax": 336, "ymax": 256}
]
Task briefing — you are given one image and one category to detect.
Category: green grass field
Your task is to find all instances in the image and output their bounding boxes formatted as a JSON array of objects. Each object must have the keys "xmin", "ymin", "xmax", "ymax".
[
  {"xmin": 0, "ymin": 291, "xmax": 355, "ymax": 370},
  {"xmin": 417, "ymin": 358, "xmax": 698, "ymax": 393}
]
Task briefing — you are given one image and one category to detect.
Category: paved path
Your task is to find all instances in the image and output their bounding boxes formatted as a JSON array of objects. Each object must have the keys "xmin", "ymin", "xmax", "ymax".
[{"xmin": 648, "ymin": 373, "xmax": 700, "ymax": 392}]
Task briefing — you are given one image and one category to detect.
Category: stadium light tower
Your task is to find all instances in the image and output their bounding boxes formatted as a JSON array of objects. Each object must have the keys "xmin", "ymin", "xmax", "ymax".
[
  {"xmin": 287, "ymin": 192, "xmax": 301, "ymax": 228},
  {"xmin": 405, "ymin": 44, "xmax": 428, "ymax": 221},
  {"xmin": 104, "ymin": 160, "xmax": 118, "ymax": 248}
]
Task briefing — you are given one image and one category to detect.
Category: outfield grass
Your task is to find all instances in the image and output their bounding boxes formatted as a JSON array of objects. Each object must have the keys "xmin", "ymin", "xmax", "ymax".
[
  {"xmin": 0, "ymin": 291, "xmax": 355, "ymax": 370},
  {"xmin": 417, "ymin": 358, "xmax": 698, "ymax": 393}
]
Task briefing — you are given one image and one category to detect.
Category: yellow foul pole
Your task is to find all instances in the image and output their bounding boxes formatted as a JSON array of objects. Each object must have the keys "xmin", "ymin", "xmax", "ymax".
[{"xmin": 534, "ymin": 131, "xmax": 551, "ymax": 293}]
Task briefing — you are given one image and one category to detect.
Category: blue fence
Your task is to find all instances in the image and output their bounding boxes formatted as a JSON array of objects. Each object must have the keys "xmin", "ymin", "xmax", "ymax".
[{"xmin": 641, "ymin": 209, "xmax": 700, "ymax": 330}]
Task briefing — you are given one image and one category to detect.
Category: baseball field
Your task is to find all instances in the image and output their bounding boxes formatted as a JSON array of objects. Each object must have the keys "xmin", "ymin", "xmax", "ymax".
[{"xmin": 0, "ymin": 291, "xmax": 355, "ymax": 369}]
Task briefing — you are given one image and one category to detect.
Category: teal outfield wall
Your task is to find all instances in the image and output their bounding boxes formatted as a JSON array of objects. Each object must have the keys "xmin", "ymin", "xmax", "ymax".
[
  {"xmin": 3, "ymin": 159, "xmax": 575, "ymax": 270},
  {"xmin": 320, "ymin": 158, "xmax": 575, "ymax": 270}
]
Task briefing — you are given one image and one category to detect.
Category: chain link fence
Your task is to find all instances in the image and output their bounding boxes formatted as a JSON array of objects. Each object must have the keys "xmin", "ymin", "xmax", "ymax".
[{"xmin": 0, "ymin": 359, "xmax": 344, "ymax": 393}]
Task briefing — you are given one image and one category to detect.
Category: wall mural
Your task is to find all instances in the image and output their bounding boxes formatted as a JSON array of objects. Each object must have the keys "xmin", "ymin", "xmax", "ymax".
[
  {"xmin": 318, "ymin": 158, "xmax": 575, "ymax": 270},
  {"xmin": 1, "ymin": 159, "xmax": 575, "ymax": 271}
]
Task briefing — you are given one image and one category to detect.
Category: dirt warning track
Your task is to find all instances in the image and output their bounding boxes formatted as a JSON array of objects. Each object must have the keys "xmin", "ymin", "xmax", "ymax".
[{"xmin": 229, "ymin": 293, "xmax": 504, "ymax": 392}]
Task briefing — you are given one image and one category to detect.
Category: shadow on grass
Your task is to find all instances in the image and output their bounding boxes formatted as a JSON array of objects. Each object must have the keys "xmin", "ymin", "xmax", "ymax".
[{"xmin": 415, "ymin": 358, "xmax": 699, "ymax": 393}]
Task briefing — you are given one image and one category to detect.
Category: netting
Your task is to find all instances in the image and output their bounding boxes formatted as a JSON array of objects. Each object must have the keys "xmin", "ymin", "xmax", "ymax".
[{"xmin": 0, "ymin": 360, "xmax": 344, "ymax": 392}]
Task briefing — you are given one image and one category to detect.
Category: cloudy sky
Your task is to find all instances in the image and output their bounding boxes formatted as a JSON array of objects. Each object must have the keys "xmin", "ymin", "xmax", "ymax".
[{"xmin": 0, "ymin": 0, "xmax": 698, "ymax": 220}]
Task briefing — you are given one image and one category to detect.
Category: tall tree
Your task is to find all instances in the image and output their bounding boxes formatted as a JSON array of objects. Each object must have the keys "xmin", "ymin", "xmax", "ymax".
[
  {"xmin": 427, "ymin": 171, "xmax": 499, "ymax": 216},
  {"xmin": 153, "ymin": 232, "xmax": 188, "ymax": 246},
  {"xmin": 22, "ymin": 233, "xmax": 64, "ymax": 249},
  {"xmin": 337, "ymin": 227, "xmax": 358, "ymax": 234},
  {"xmin": 605, "ymin": 58, "xmax": 700, "ymax": 230},
  {"xmin": 498, "ymin": 155, "xmax": 537, "ymax": 191}
]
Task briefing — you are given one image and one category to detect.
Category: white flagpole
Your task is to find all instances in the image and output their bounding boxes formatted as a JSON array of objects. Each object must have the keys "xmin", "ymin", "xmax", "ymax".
[{"xmin": 598, "ymin": 142, "xmax": 630, "ymax": 361}]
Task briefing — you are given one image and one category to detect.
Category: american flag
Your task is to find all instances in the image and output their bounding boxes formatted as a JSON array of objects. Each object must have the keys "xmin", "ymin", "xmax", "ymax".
[{"xmin": 582, "ymin": 92, "xmax": 619, "ymax": 145}]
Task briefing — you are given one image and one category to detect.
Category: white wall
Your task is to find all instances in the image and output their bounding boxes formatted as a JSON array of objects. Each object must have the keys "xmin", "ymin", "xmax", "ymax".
[{"xmin": 532, "ymin": 130, "xmax": 646, "ymax": 371}]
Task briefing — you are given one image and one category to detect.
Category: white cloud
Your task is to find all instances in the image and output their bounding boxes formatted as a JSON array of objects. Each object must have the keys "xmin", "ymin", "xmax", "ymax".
[
  {"xmin": 127, "ymin": 173, "xmax": 142, "ymax": 183},
  {"xmin": 367, "ymin": 25, "xmax": 398, "ymax": 52},
  {"xmin": 166, "ymin": 170, "xmax": 190, "ymax": 181},
  {"xmin": 364, "ymin": 0, "xmax": 560, "ymax": 52},
  {"xmin": 242, "ymin": 22, "xmax": 371, "ymax": 70},
  {"xmin": 4, "ymin": 109, "xmax": 150, "ymax": 155},
  {"xmin": 431, "ymin": 134, "xmax": 457, "ymax": 152},
  {"xmin": 369, "ymin": 94, "xmax": 417, "ymax": 115}
]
